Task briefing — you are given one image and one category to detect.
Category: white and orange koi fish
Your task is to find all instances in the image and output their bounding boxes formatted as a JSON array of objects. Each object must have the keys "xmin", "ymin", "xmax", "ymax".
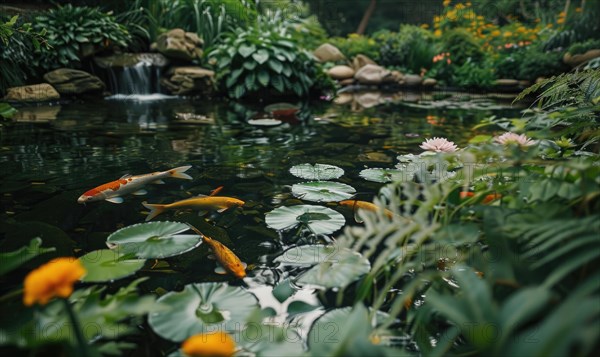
[{"xmin": 77, "ymin": 165, "xmax": 193, "ymax": 204}]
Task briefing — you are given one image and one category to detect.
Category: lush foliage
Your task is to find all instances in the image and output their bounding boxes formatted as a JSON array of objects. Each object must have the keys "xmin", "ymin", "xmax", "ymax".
[
  {"xmin": 32, "ymin": 4, "xmax": 131, "ymax": 71},
  {"xmin": 374, "ymin": 25, "xmax": 435, "ymax": 73},
  {"xmin": 567, "ymin": 38, "xmax": 600, "ymax": 55},
  {"xmin": 208, "ymin": 19, "xmax": 331, "ymax": 99},
  {"xmin": 329, "ymin": 33, "xmax": 380, "ymax": 62}
]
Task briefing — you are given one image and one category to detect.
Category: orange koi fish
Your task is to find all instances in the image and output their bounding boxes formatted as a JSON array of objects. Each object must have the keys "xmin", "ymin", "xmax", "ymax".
[
  {"xmin": 339, "ymin": 199, "xmax": 395, "ymax": 219},
  {"xmin": 77, "ymin": 165, "xmax": 192, "ymax": 204},
  {"xmin": 460, "ymin": 192, "xmax": 502, "ymax": 204},
  {"xmin": 142, "ymin": 196, "xmax": 245, "ymax": 221},
  {"xmin": 188, "ymin": 225, "xmax": 246, "ymax": 279}
]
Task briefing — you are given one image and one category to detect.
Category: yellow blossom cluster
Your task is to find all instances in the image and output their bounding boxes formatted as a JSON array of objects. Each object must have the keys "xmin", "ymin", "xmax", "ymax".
[
  {"xmin": 182, "ymin": 332, "xmax": 236, "ymax": 357},
  {"xmin": 23, "ymin": 257, "xmax": 86, "ymax": 306}
]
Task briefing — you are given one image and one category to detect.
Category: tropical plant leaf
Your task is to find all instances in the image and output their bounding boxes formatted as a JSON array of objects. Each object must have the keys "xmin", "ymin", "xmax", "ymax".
[
  {"xmin": 0, "ymin": 238, "xmax": 55, "ymax": 276},
  {"xmin": 252, "ymin": 49, "xmax": 269, "ymax": 64},
  {"xmin": 79, "ymin": 249, "xmax": 145, "ymax": 283}
]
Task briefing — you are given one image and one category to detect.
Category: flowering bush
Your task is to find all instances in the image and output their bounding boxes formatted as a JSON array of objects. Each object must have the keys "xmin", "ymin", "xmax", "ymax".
[{"xmin": 329, "ymin": 33, "xmax": 380, "ymax": 62}]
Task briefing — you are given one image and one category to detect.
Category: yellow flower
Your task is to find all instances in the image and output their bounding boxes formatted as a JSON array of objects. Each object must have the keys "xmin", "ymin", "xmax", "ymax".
[
  {"xmin": 503, "ymin": 31, "xmax": 513, "ymax": 37},
  {"xmin": 420, "ymin": 24, "xmax": 430, "ymax": 29},
  {"xmin": 557, "ymin": 18, "xmax": 565, "ymax": 24},
  {"xmin": 434, "ymin": 29, "xmax": 442, "ymax": 37},
  {"xmin": 491, "ymin": 30, "xmax": 501, "ymax": 37},
  {"xmin": 182, "ymin": 332, "xmax": 236, "ymax": 357},
  {"xmin": 575, "ymin": 7, "xmax": 582, "ymax": 13},
  {"xmin": 23, "ymin": 258, "xmax": 85, "ymax": 306},
  {"xmin": 443, "ymin": 0, "xmax": 451, "ymax": 7},
  {"xmin": 517, "ymin": 26, "xmax": 526, "ymax": 33}
]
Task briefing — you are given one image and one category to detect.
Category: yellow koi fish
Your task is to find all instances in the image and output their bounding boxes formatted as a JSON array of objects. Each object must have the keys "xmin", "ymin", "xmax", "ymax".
[
  {"xmin": 78, "ymin": 165, "xmax": 192, "ymax": 204},
  {"xmin": 339, "ymin": 199, "xmax": 395, "ymax": 219},
  {"xmin": 188, "ymin": 225, "xmax": 246, "ymax": 279},
  {"xmin": 142, "ymin": 196, "xmax": 245, "ymax": 221}
]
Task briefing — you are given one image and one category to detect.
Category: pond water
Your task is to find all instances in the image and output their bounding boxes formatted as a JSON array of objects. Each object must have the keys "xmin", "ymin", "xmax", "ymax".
[{"xmin": 0, "ymin": 93, "xmax": 522, "ymax": 350}]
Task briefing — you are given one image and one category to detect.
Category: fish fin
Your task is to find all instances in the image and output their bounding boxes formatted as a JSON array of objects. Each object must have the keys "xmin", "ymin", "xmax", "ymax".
[
  {"xmin": 214, "ymin": 264, "xmax": 227, "ymax": 275},
  {"xmin": 153, "ymin": 179, "xmax": 166, "ymax": 184},
  {"xmin": 210, "ymin": 186, "xmax": 224, "ymax": 196},
  {"xmin": 241, "ymin": 262, "xmax": 247, "ymax": 269},
  {"xmin": 197, "ymin": 210, "xmax": 208, "ymax": 216},
  {"xmin": 196, "ymin": 194, "xmax": 208, "ymax": 197},
  {"xmin": 106, "ymin": 197, "xmax": 124, "ymax": 204},
  {"xmin": 207, "ymin": 254, "xmax": 216, "ymax": 260},
  {"xmin": 217, "ymin": 207, "xmax": 228, "ymax": 213},
  {"xmin": 142, "ymin": 201, "xmax": 166, "ymax": 221},
  {"xmin": 353, "ymin": 210, "xmax": 364, "ymax": 224},
  {"xmin": 169, "ymin": 165, "xmax": 193, "ymax": 180},
  {"xmin": 119, "ymin": 174, "xmax": 132, "ymax": 179},
  {"xmin": 132, "ymin": 189, "xmax": 148, "ymax": 196}
]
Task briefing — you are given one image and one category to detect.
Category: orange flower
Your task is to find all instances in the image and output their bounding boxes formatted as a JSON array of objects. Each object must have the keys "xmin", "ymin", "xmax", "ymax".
[
  {"xmin": 460, "ymin": 191, "xmax": 475, "ymax": 199},
  {"xmin": 182, "ymin": 332, "xmax": 236, "ymax": 357},
  {"xmin": 482, "ymin": 193, "xmax": 502, "ymax": 204},
  {"xmin": 23, "ymin": 258, "xmax": 86, "ymax": 306},
  {"xmin": 557, "ymin": 18, "xmax": 565, "ymax": 24}
]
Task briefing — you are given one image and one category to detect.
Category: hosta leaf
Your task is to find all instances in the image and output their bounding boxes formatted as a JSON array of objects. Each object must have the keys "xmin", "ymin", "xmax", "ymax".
[
  {"xmin": 252, "ymin": 49, "xmax": 269, "ymax": 64},
  {"xmin": 238, "ymin": 44, "xmax": 256, "ymax": 58},
  {"xmin": 257, "ymin": 69, "xmax": 270, "ymax": 87}
]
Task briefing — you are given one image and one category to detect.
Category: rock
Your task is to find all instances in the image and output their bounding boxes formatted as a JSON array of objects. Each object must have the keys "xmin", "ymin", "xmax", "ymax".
[
  {"xmin": 354, "ymin": 92, "xmax": 381, "ymax": 108},
  {"xmin": 94, "ymin": 53, "xmax": 169, "ymax": 68},
  {"xmin": 154, "ymin": 28, "xmax": 203, "ymax": 61},
  {"xmin": 339, "ymin": 78, "xmax": 355, "ymax": 86},
  {"xmin": 352, "ymin": 54, "xmax": 376, "ymax": 70},
  {"xmin": 333, "ymin": 92, "xmax": 353, "ymax": 105},
  {"xmin": 161, "ymin": 66, "xmax": 214, "ymax": 95},
  {"xmin": 563, "ymin": 49, "xmax": 600, "ymax": 67},
  {"xmin": 403, "ymin": 74, "xmax": 423, "ymax": 87},
  {"xmin": 422, "ymin": 78, "xmax": 437, "ymax": 87},
  {"xmin": 494, "ymin": 79, "xmax": 519, "ymax": 87},
  {"xmin": 313, "ymin": 43, "xmax": 345, "ymax": 62},
  {"xmin": 390, "ymin": 70, "xmax": 404, "ymax": 83},
  {"xmin": 43, "ymin": 69, "xmax": 105, "ymax": 95},
  {"xmin": 518, "ymin": 80, "xmax": 531, "ymax": 87},
  {"xmin": 3, "ymin": 84, "xmax": 60, "ymax": 102},
  {"xmin": 328, "ymin": 65, "xmax": 355, "ymax": 80},
  {"xmin": 354, "ymin": 64, "xmax": 393, "ymax": 85},
  {"xmin": 13, "ymin": 105, "xmax": 61, "ymax": 122}
]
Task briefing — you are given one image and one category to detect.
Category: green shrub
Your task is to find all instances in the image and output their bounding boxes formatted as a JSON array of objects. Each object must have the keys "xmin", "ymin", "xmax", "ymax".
[
  {"xmin": 517, "ymin": 46, "xmax": 570, "ymax": 81},
  {"xmin": 328, "ymin": 33, "xmax": 380, "ymax": 62},
  {"xmin": 1, "ymin": 15, "xmax": 41, "ymax": 94},
  {"xmin": 208, "ymin": 20, "xmax": 330, "ymax": 99},
  {"xmin": 452, "ymin": 58, "xmax": 497, "ymax": 88},
  {"xmin": 33, "ymin": 4, "xmax": 131, "ymax": 71},
  {"xmin": 567, "ymin": 38, "xmax": 600, "ymax": 55},
  {"xmin": 373, "ymin": 25, "xmax": 435, "ymax": 73},
  {"xmin": 440, "ymin": 28, "xmax": 485, "ymax": 66}
]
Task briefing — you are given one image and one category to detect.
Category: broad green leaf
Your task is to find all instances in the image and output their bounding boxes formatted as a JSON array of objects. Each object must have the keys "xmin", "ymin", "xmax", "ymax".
[
  {"xmin": 359, "ymin": 168, "xmax": 408, "ymax": 183},
  {"xmin": 106, "ymin": 221, "xmax": 202, "ymax": 259},
  {"xmin": 268, "ymin": 59, "xmax": 283, "ymax": 74},
  {"xmin": 265, "ymin": 205, "xmax": 345, "ymax": 235},
  {"xmin": 289, "ymin": 164, "xmax": 344, "ymax": 181},
  {"xmin": 0, "ymin": 238, "xmax": 55, "ymax": 275},
  {"xmin": 257, "ymin": 69, "xmax": 270, "ymax": 87},
  {"xmin": 0, "ymin": 102, "xmax": 17, "ymax": 119},
  {"xmin": 252, "ymin": 49, "xmax": 269, "ymax": 64},
  {"xmin": 272, "ymin": 278, "xmax": 295, "ymax": 303},
  {"xmin": 238, "ymin": 43, "xmax": 256, "ymax": 58},
  {"xmin": 287, "ymin": 300, "xmax": 319, "ymax": 317},
  {"xmin": 79, "ymin": 249, "xmax": 145, "ymax": 283},
  {"xmin": 291, "ymin": 181, "xmax": 356, "ymax": 202},
  {"xmin": 148, "ymin": 283, "xmax": 259, "ymax": 342}
]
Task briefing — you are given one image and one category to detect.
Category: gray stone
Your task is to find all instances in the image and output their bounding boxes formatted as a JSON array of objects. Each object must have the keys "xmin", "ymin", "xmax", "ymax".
[
  {"xmin": 154, "ymin": 28, "xmax": 204, "ymax": 61},
  {"xmin": 563, "ymin": 49, "xmax": 600, "ymax": 67},
  {"xmin": 422, "ymin": 78, "xmax": 437, "ymax": 87},
  {"xmin": 354, "ymin": 64, "xmax": 392, "ymax": 85},
  {"xmin": 3, "ymin": 84, "xmax": 60, "ymax": 102},
  {"xmin": 352, "ymin": 54, "xmax": 377, "ymax": 70},
  {"xmin": 403, "ymin": 74, "xmax": 423, "ymax": 87},
  {"xmin": 161, "ymin": 66, "xmax": 215, "ymax": 95},
  {"xmin": 94, "ymin": 53, "xmax": 169, "ymax": 68},
  {"xmin": 313, "ymin": 43, "xmax": 345, "ymax": 62},
  {"xmin": 328, "ymin": 65, "xmax": 355, "ymax": 80},
  {"xmin": 43, "ymin": 68, "xmax": 105, "ymax": 95},
  {"xmin": 494, "ymin": 79, "xmax": 519, "ymax": 87}
]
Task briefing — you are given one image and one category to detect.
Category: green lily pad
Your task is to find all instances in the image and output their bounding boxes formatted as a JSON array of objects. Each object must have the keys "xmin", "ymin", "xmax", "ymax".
[
  {"xmin": 148, "ymin": 282, "xmax": 259, "ymax": 342},
  {"xmin": 79, "ymin": 249, "xmax": 145, "ymax": 283},
  {"xmin": 359, "ymin": 168, "xmax": 408, "ymax": 183},
  {"xmin": 289, "ymin": 163, "xmax": 344, "ymax": 180},
  {"xmin": 106, "ymin": 221, "xmax": 201, "ymax": 259},
  {"xmin": 248, "ymin": 118, "xmax": 282, "ymax": 126},
  {"xmin": 265, "ymin": 205, "xmax": 346, "ymax": 235},
  {"xmin": 291, "ymin": 181, "xmax": 356, "ymax": 202},
  {"xmin": 274, "ymin": 245, "xmax": 370, "ymax": 289}
]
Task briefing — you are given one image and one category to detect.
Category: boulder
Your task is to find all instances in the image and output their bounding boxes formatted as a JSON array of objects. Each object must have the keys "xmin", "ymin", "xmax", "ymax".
[
  {"xmin": 354, "ymin": 92, "xmax": 381, "ymax": 108},
  {"xmin": 354, "ymin": 64, "xmax": 393, "ymax": 85},
  {"xmin": 3, "ymin": 84, "xmax": 60, "ymax": 102},
  {"xmin": 161, "ymin": 66, "xmax": 215, "ymax": 95},
  {"xmin": 154, "ymin": 28, "xmax": 203, "ymax": 61},
  {"xmin": 328, "ymin": 65, "xmax": 355, "ymax": 80},
  {"xmin": 313, "ymin": 43, "xmax": 345, "ymax": 62},
  {"xmin": 352, "ymin": 54, "xmax": 377, "ymax": 70},
  {"xmin": 339, "ymin": 78, "xmax": 355, "ymax": 86},
  {"xmin": 333, "ymin": 92, "xmax": 353, "ymax": 105},
  {"xmin": 403, "ymin": 74, "xmax": 423, "ymax": 87},
  {"xmin": 518, "ymin": 80, "xmax": 531, "ymax": 87},
  {"xmin": 94, "ymin": 53, "xmax": 169, "ymax": 68},
  {"xmin": 13, "ymin": 105, "xmax": 61, "ymax": 122},
  {"xmin": 563, "ymin": 49, "xmax": 600, "ymax": 67},
  {"xmin": 43, "ymin": 69, "xmax": 105, "ymax": 95},
  {"xmin": 390, "ymin": 70, "xmax": 404, "ymax": 83},
  {"xmin": 494, "ymin": 79, "xmax": 519, "ymax": 87},
  {"xmin": 422, "ymin": 78, "xmax": 437, "ymax": 87}
]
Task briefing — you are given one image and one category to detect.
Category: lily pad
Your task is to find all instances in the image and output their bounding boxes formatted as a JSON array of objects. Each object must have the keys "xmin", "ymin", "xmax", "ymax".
[
  {"xmin": 248, "ymin": 118, "xmax": 282, "ymax": 126},
  {"xmin": 291, "ymin": 181, "xmax": 356, "ymax": 202},
  {"xmin": 264, "ymin": 102, "xmax": 299, "ymax": 113},
  {"xmin": 148, "ymin": 282, "xmax": 259, "ymax": 342},
  {"xmin": 359, "ymin": 168, "xmax": 408, "ymax": 183},
  {"xmin": 79, "ymin": 249, "xmax": 145, "ymax": 283},
  {"xmin": 274, "ymin": 245, "xmax": 370, "ymax": 289},
  {"xmin": 106, "ymin": 221, "xmax": 201, "ymax": 259},
  {"xmin": 289, "ymin": 163, "xmax": 344, "ymax": 180},
  {"xmin": 265, "ymin": 205, "xmax": 345, "ymax": 235}
]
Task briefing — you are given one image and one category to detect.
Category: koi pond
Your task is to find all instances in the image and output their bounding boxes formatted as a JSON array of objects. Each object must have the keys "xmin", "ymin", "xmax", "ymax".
[{"xmin": 0, "ymin": 94, "xmax": 523, "ymax": 355}]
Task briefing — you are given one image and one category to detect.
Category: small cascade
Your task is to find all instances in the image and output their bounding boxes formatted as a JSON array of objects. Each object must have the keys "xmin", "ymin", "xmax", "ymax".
[{"xmin": 94, "ymin": 53, "xmax": 172, "ymax": 100}]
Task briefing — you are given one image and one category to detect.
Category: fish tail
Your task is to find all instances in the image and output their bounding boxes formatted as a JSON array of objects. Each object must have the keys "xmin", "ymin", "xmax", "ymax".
[
  {"xmin": 168, "ymin": 165, "xmax": 193, "ymax": 180},
  {"xmin": 142, "ymin": 201, "xmax": 166, "ymax": 221}
]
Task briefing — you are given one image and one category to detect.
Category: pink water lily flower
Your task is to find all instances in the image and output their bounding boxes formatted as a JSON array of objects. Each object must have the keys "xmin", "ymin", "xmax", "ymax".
[
  {"xmin": 494, "ymin": 132, "xmax": 536, "ymax": 147},
  {"xmin": 420, "ymin": 137, "xmax": 458, "ymax": 153}
]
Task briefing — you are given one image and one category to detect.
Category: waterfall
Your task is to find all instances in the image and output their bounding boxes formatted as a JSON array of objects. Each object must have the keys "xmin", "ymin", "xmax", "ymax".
[{"xmin": 95, "ymin": 53, "xmax": 173, "ymax": 100}]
